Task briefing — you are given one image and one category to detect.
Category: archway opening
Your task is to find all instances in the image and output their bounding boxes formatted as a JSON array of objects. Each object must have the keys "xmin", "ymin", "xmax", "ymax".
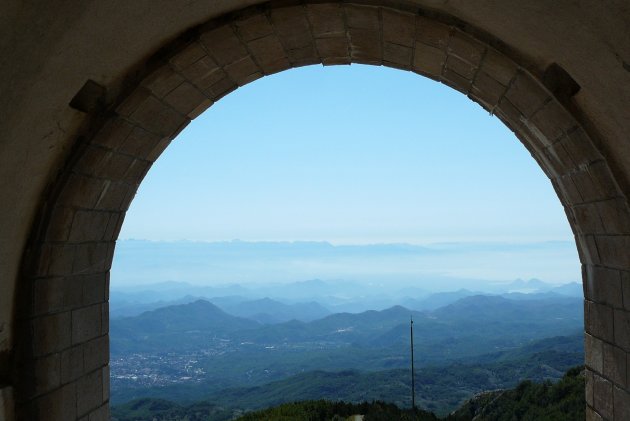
[{"xmin": 108, "ymin": 64, "xmax": 584, "ymax": 418}]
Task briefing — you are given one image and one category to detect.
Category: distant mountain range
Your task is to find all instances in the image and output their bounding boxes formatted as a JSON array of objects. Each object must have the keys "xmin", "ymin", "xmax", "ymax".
[{"xmin": 110, "ymin": 278, "xmax": 583, "ymax": 320}]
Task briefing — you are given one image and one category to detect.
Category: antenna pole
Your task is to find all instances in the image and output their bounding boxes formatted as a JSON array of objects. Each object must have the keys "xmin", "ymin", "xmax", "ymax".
[{"xmin": 411, "ymin": 315, "xmax": 416, "ymax": 412}]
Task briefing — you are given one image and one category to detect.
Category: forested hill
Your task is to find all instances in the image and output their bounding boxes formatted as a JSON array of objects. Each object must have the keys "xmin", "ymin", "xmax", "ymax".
[{"xmin": 111, "ymin": 367, "xmax": 585, "ymax": 421}]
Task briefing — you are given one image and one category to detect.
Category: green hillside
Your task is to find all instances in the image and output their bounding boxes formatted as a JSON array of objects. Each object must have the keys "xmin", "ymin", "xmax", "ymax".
[{"xmin": 112, "ymin": 367, "xmax": 585, "ymax": 421}]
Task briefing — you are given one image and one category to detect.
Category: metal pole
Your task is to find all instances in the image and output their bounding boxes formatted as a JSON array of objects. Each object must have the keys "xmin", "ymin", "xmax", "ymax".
[{"xmin": 411, "ymin": 315, "xmax": 415, "ymax": 411}]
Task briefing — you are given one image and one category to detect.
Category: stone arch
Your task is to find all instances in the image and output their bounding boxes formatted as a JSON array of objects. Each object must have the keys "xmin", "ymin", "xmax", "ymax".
[{"xmin": 11, "ymin": 2, "xmax": 630, "ymax": 420}]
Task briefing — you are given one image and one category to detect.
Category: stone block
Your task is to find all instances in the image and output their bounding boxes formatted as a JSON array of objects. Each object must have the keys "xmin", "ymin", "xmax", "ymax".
[
  {"xmin": 448, "ymin": 31, "xmax": 485, "ymax": 66},
  {"xmin": 33, "ymin": 276, "xmax": 83, "ymax": 315},
  {"xmin": 445, "ymin": 55, "xmax": 476, "ymax": 80},
  {"xmin": 571, "ymin": 202, "xmax": 605, "ymax": 235},
  {"xmin": 126, "ymin": 94, "xmax": 189, "ymax": 138},
  {"xmin": 614, "ymin": 385, "xmax": 630, "ymax": 420},
  {"xmin": 470, "ymin": 71, "xmax": 505, "ymax": 110},
  {"xmin": 32, "ymin": 312, "xmax": 72, "ymax": 356},
  {"xmin": 562, "ymin": 127, "xmax": 603, "ymax": 166},
  {"xmin": 622, "ymin": 271, "xmax": 630, "ymax": 311},
  {"xmin": 146, "ymin": 137, "xmax": 172, "ymax": 163},
  {"xmin": 122, "ymin": 159, "xmax": 151, "ymax": 185},
  {"xmin": 90, "ymin": 118, "xmax": 135, "ymax": 151},
  {"xmin": 349, "ymin": 28, "xmax": 382, "ymax": 65},
  {"xmin": 72, "ymin": 304, "xmax": 102, "ymax": 345},
  {"xmin": 88, "ymin": 404, "xmax": 109, "ymax": 421},
  {"xmin": 416, "ymin": 16, "xmax": 450, "ymax": 50},
  {"xmin": 586, "ymin": 368, "xmax": 594, "ymax": 406},
  {"xmin": 61, "ymin": 345, "xmax": 84, "ymax": 384},
  {"xmin": 57, "ymin": 174, "xmax": 108, "ymax": 209},
  {"xmin": 141, "ymin": 66, "xmax": 185, "ymax": 99},
  {"xmin": 44, "ymin": 206, "xmax": 75, "ymax": 242},
  {"xmin": 575, "ymin": 234, "xmax": 601, "ymax": 265},
  {"xmin": 83, "ymin": 336, "xmax": 109, "ymax": 373},
  {"xmin": 94, "ymin": 181, "xmax": 134, "ymax": 211},
  {"xmin": 33, "ymin": 353, "xmax": 61, "ymax": 395},
  {"xmin": 200, "ymin": 25, "xmax": 248, "ymax": 66},
  {"xmin": 286, "ymin": 45, "xmax": 320, "ymax": 67},
  {"xmin": 163, "ymin": 82, "xmax": 209, "ymax": 117},
  {"xmin": 117, "ymin": 125, "xmax": 162, "ymax": 159},
  {"xmin": 307, "ymin": 4, "xmax": 345, "ymax": 38},
  {"xmin": 77, "ymin": 370, "xmax": 103, "ymax": 417},
  {"xmin": 224, "ymin": 56, "xmax": 262, "ymax": 86},
  {"xmin": 593, "ymin": 374, "xmax": 613, "ymax": 420},
  {"xmin": 179, "ymin": 56, "xmax": 223, "ymax": 91},
  {"xmin": 247, "ymin": 34, "xmax": 290, "ymax": 75},
  {"xmin": 169, "ymin": 42, "xmax": 207, "ymax": 70},
  {"xmin": 345, "ymin": 4, "xmax": 379, "ymax": 30},
  {"xmin": 412, "ymin": 42, "xmax": 446, "ymax": 78},
  {"xmin": 383, "ymin": 42, "xmax": 412, "ymax": 69},
  {"xmin": 68, "ymin": 211, "xmax": 111, "ymax": 242},
  {"xmin": 71, "ymin": 242, "xmax": 110, "ymax": 275},
  {"xmin": 102, "ymin": 366, "xmax": 110, "ymax": 402},
  {"xmin": 203, "ymin": 75, "xmax": 238, "ymax": 101},
  {"xmin": 81, "ymin": 273, "xmax": 107, "ymax": 306},
  {"xmin": 495, "ymin": 97, "xmax": 524, "ymax": 132},
  {"xmin": 382, "ymin": 9, "xmax": 415, "ymax": 47},
  {"xmin": 541, "ymin": 139, "xmax": 575, "ymax": 176},
  {"xmin": 529, "ymin": 99, "xmax": 576, "ymax": 145},
  {"xmin": 101, "ymin": 303, "xmax": 109, "ymax": 335},
  {"xmin": 596, "ymin": 235, "xmax": 630, "ymax": 269},
  {"xmin": 505, "ymin": 72, "xmax": 550, "ymax": 118},
  {"xmin": 235, "ymin": 13, "xmax": 274, "ymax": 42},
  {"xmin": 604, "ymin": 342, "xmax": 627, "ymax": 387},
  {"xmin": 270, "ymin": 6, "xmax": 312, "ymax": 51},
  {"xmin": 188, "ymin": 98, "xmax": 214, "ymax": 120},
  {"xmin": 615, "ymin": 308, "xmax": 630, "ymax": 352},
  {"xmin": 315, "ymin": 37, "xmax": 349, "ymax": 61},
  {"xmin": 586, "ymin": 332, "xmax": 604, "ymax": 373},
  {"xmin": 34, "ymin": 382, "xmax": 77, "ymax": 421},
  {"xmin": 479, "ymin": 49, "xmax": 518, "ymax": 86},
  {"xmin": 442, "ymin": 68, "xmax": 471, "ymax": 94},
  {"xmin": 586, "ymin": 406, "xmax": 603, "ymax": 421},
  {"xmin": 587, "ymin": 301, "xmax": 615, "ymax": 343},
  {"xmin": 586, "ymin": 265, "xmax": 623, "ymax": 308},
  {"xmin": 597, "ymin": 198, "xmax": 630, "ymax": 234}
]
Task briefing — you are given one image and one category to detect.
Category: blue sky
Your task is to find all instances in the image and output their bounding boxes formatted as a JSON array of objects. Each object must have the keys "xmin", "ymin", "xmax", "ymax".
[{"xmin": 120, "ymin": 64, "xmax": 574, "ymax": 245}]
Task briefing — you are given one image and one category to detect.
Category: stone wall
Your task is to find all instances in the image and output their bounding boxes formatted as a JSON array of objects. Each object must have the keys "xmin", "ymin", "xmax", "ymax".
[{"xmin": 4, "ymin": 1, "xmax": 630, "ymax": 420}]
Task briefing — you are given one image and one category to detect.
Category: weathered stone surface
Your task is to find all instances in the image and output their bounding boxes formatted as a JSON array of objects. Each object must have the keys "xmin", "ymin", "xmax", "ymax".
[
  {"xmin": 416, "ymin": 16, "xmax": 450, "ymax": 50},
  {"xmin": 382, "ymin": 9, "xmax": 415, "ymax": 47},
  {"xmin": 593, "ymin": 374, "xmax": 614, "ymax": 420},
  {"xmin": 200, "ymin": 25, "xmax": 248, "ymax": 66},
  {"xmin": 505, "ymin": 72, "xmax": 549, "ymax": 118},
  {"xmin": 32, "ymin": 312, "xmax": 72, "ymax": 356},
  {"xmin": 72, "ymin": 304, "xmax": 102, "ymax": 345},
  {"xmin": 61, "ymin": 345, "xmax": 84, "ymax": 384},
  {"xmin": 162, "ymin": 82, "xmax": 209, "ymax": 117},
  {"xmin": 307, "ymin": 4, "xmax": 345, "ymax": 38},
  {"xmin": 412, "ymin": 42, "xmax": 446, "ymax": 78},
  {"xmin": 586, "ymin": 332, "xmax": 604, "ymax": 373},
  {"xmin": 604, "ymin": 342, "xmax": 627, "ymax": 388},
  {"xmin": 448, "ymin": 31, "xmax": 484, "ymax": 66},
  {"xmin": 614, "ymin": 386, "xmax": 630, "ymax": 420},
  {"xmin": 235, "ymin": 13, "xmax": 274, "ymax": 42},
  {"xmin": 615, "ymin": 308, "xmax": 630, "ymax": 352},
  {"xmin": 586, "ymin": 301, "xmax": 614, "ymax": 343},
  {"xmin": 76, "ymin": 370, "xmax": 103, "ymax": 417}
]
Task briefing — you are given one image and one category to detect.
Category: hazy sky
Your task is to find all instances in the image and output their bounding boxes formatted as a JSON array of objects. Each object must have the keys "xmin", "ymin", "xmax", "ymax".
[{"xmin": 119, "ymin": 64, "xmax": 574, "ymax": 245}]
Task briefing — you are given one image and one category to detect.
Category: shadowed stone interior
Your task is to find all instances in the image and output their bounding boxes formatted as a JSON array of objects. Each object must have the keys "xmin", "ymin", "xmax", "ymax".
[{"xmin": 2, "ymin": 1, "xmax": 630, "ymax": 420}]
